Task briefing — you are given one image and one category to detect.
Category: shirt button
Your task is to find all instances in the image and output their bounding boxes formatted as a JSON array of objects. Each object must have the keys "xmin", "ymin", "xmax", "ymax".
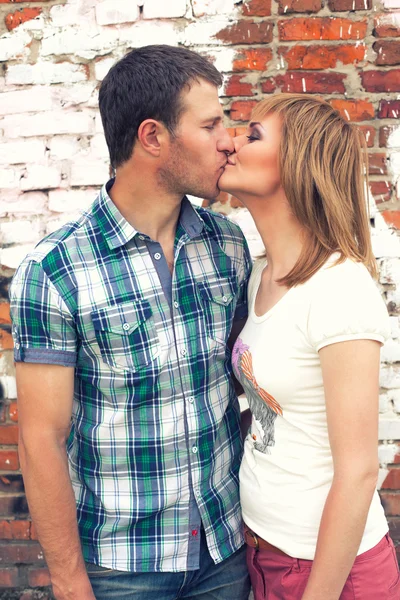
[
  {"xmin": 180, "ymin": 348, "xmax": 187, "ymax": 357},
  {"xmin": 15, "ymin": 342, "xmax": 20, "ymax": 349},
  {"xmin": 154, "ymin": 253, "xmax": 161, "ymax": 260},
  {"xmin": 188, "ymin": 396, "xmax": 194, "ymax": 404},
  {"xmin": 195, "ymin": 489, "xmax": 201, "ymax": 497},
  {"xmin": 222, "ymin": 295, "xmax": 228, "ymax": 303},
  {"xmin": 138, "ymin": 235, "xmax": 145, "ymax": 240},
  {"xmin": 122, "ymin": 323, "xmax": 130, "ymax": 331},
  {"xmin": 173, "ymin": 301, "xmax": 179, "ymax": 309},
  {"xmin": 192, "ymin": 446, "xmax": 198, "ymax": 454}
]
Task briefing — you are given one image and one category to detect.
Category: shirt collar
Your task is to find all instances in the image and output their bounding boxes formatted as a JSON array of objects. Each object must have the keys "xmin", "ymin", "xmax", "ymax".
[{"xmin": 93, "ymin": 179, "xmax": 206, "ymax": 250}]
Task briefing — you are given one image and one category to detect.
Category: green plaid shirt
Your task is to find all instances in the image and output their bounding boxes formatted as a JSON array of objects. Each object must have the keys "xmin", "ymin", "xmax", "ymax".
[{"xmin": 10, "ymin": 180, "xmax": 252, "ymax": 572}]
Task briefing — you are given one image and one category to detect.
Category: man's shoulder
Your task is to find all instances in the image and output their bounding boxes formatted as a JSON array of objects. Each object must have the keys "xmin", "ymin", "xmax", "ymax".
[{"xmin": 196, "ymin": 206, "xmax": 245, "ymax": 242}]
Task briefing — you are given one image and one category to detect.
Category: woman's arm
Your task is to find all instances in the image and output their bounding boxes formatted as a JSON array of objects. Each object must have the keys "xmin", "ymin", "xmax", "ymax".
[{"xmin": 301, "ymin": 339, "xmax": 382, "ymax": 600}]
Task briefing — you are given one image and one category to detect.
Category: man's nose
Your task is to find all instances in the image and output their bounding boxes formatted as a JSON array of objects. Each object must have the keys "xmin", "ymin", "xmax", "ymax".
[{"xmin": 217, "ymin": 128, "xmax": 235, "ymax": 154}]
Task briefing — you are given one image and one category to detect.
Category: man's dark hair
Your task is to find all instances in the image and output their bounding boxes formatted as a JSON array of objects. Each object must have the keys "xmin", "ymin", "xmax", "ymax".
[{"xmin": 99, "ymin": 45, "xmax": 222, "ymax": 169}]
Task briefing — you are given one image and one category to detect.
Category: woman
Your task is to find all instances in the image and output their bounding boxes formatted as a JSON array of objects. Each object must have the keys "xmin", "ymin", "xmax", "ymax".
[{"xmin": 219, "ymin": 94, "xmax": 399, "ymax": 600}]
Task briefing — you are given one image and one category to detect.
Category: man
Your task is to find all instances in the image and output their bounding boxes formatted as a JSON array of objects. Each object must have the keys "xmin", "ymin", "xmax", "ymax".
[{"xmin": 10, "ymin": 45, "xmax": 252, "ymax": 600}]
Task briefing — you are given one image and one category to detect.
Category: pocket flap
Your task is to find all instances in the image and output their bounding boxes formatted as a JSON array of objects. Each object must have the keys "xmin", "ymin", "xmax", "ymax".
[
  {"xmin": 197, "ymin": 277, "xmax": 236, "ymax": 306},
  {"xmin": 91, "ymin": 300, "xmax": 152, "ymax": 336}
]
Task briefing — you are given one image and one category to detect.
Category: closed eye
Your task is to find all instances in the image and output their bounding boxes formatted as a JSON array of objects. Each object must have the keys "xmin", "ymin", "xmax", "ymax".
[{"xmin": 247, "ymin": 135, "xmax": 259, "ymax": 142}]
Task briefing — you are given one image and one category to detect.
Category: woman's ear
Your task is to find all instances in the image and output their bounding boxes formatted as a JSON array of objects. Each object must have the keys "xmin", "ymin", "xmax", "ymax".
[{"xmin": 137, "ymin": 119, "xmax": 167, "ymax": 157}]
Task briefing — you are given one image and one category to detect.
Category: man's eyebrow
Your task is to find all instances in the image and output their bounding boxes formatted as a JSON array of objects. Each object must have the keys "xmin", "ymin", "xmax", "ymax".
[{"xmin": 202, "ymin": 115, "xmax": 223, "ymax": 124}]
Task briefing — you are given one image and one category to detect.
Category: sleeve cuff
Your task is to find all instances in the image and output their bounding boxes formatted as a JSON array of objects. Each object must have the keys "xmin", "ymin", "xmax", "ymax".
[{"xmin": 14, "ymin": 347, "xmax": 77, "ymax": 367}]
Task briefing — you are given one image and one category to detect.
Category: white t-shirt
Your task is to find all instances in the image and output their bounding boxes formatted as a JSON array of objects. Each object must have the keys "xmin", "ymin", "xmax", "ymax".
[{"xmin": 234, "ymin": 255, "xmax": 390, "ymax": 560}]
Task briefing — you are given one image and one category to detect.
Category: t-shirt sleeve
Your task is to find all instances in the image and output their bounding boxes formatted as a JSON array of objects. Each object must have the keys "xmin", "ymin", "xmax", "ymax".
[
  {"xmin": 234, "ymin": 235, "xmax": 253, "ymax": 321},
  {"xmin": 307, "ymin": 261, "xmax": 390, "ymax": 352},
  {"xmin": 9, "ymin": 260, "xmax": 77, "ymax": 366}
]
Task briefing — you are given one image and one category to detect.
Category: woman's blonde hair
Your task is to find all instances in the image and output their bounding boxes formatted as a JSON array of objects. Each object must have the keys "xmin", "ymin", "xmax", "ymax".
[{"xmin": 251, "ymin": 93, "xmax": 377, "ymax": 286}]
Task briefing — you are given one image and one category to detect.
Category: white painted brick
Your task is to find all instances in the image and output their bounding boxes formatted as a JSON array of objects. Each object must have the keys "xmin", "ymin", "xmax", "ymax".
[
  {"xmin": 0, "ymin": 192, "xmax": 47, "ymax": 217},
  {"xmin": 380, "ymin": 392, "xmax": 392, "ymax": 413},
  {"xmin": 0, "ymin": 87, "xmax": 53, "ymax": 116},
  {"xmin": 41, "ymin": 26, "xmax": 119, "ymax": 60},
  {"xmin": 6, "ymin": 63, "xmax": 88, "ymax": 86},
  {"xmin": 0, "ymin": 376, "xmax": 17, "ymax": 400},
  {"xmin": 181, "ymin": 21, "xmax": 231, "ymax": 46},
  {"xmin": 378, "ymin": 443, "xmax": 399, "ymax": 466},
  {"xmin": 49, "ymin": 189, "xmax": 96, "ymax": 213},
  {"xmin": 192, "ymin": 0, "xmax": 238, "ymax": 16},
  {"xmin": 53, "ymin": 83, "xmax": 97, "ymax": 109},
  {"xmin": 120, "ymin": 21, "xmax": 180, "ymax": 49},
  {"xmin": 387, "ymin": 288, "xmax": 400, "ymax": 314},
  {"xmin": 372, "ymin": 225, "xmax": 400, "ymax": 259},
  {"xmin": 70, "ymin": 161, "xmax": 109, "ymax": 186},
  {"xmin": 0, "ymin": 169, "xmax": 18, "ymax": 189},
  {"xmin": 90, "ymin": 135, "xmax": 109, "ymax": 160},
  {"xmin": 377, "ymin": 467, "xmax": 389, "ymax": 490},
  {"xmin": 2, "ymin": 111, "xmax": 93, "ymax": 138},
  {"xmin": 0, "ymin": 140, "xmax": 45, "ymax": 165},
  {"xmin": 94, "ymin": 57, "xmax": 116, "ymax": 82},
  {"xmin": 1, "ymin": 219, "xmax": 43, "ymax": 245},
  {"xmin": 50, "ymin": 3, "xmax": 96, "ymax": 27},
  {"xmin": 205, "ymin": 47, "xmax": 236, "ymax": 74},
  {"xmin": 382, "ymin": 339, "xmax": 400, "ymax": 364},
  {"xmin": 379, "ymin": 258, "xmax": 400, "ymax": 286},
  {"xmin": 1, "ymin": 243, "xmax": 38, "ymax": 270},
  {"xmin": 20, "ymin": 165, "xmax": 61, "ymax": 191},
  {"xmin": 49, "ymin": 137, "xmax": 87, "ymax": 160},
  {"xmin": 95, "ymin": 113, "xmax": 104, "ymax": 134},
  {"xmin": 142, "ymin": 0, "xmax": 187, "ymax": 18},
  {"xmin": 380, "ymin": 365, "xmax": 400, "ymax": 390},
  {"xmin": 0, "ymin": 30, "xmax": 31, "ymax": 62},
  {"xmin": 96, "ymin": 1, "xmax": 140, "ymax": 25},
  {"xmin": 45, "ymin": 213, "xmax": 86, "ymax": 235},
  {"xmin": 379, "ymin": 417, "xmax": 400, "ymax": 440}
]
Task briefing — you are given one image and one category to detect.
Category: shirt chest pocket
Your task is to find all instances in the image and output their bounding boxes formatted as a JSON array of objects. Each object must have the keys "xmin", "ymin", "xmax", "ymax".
[
  {"xmin": 91, "ymin": 300, "xmax": 160, "ymax": 372},
  {"xmin": 197, "ymin": 276, "xmax": 238, "ymax": 345}
]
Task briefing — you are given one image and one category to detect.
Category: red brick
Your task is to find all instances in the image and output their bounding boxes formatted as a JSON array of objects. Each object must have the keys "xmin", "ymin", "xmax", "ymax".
[
  {"xmin": 359, "ymin": 125, "xmax": 375, "ymax": 148},
  {"xmin": 379, "ymin": 125, "xmax": 397, "ymax": 147},
  {"xmin": 30, "ymin": 522, "xmax": 38, "ymax": 541},
  {"xmin": 378, "ymin": 101, "xmax": 400, "ymax": 119},
  {"xmin": 28, "ymin": 567, "xmax": 51, "ymax": 587},
  {"xmin": 380, "ymin": 492, "xmax": 400, "ymax": 516},
  {"xmin": 5, "ymin": 7, "xmax": 41, "ymax": 31},
  {"xmin": 279, "ymin": 17, "xmax": 367, "ymax": 41},
  {"xmin": 278, "ymin": 0, "xmax": 321, "ymax": 14},
  {"xmin": 0, "ymin": 520, "xmax": 31, "ymax": 540},
  {"xmin": 280, "ymin": 43, "xmax": 366, "ymax": 69},
  {"xmin": 0, "ymin": 568, "xmax": 18, "ymax": 588},
  {"xmin": 0, "ymin": 330, "xmax": 13, "ymax": 351},
  {"xmin": 382, "ymin": 211, "xmax": 400, "ymax": 230},
  {"xmin": 216, "ymin": 20, "xmax": 273, "ymax": 44},
  {"xmin": 0, "ymin": 304, "xmax": 11, "ymax": 324},
  {"xmin": 368, "ymin": 153, "xmax": 387, "ymax": 175},
  {"xmin": 233, "ymin": 48, "xmax": 272, "ymax": 71},
  {"xmin": 328, "ymin": 0, "xmax": 371, "ymax": 9},
  {"xmin": 374, "ymin": 14, "xmax": 400, "ymax": 38},
  {"xmin": 369, "ymin": 181, "xmax": 392, "ymax": 203},
  {"xmin": 275, "ymin": 71, "xmax": 346, "ymax": 93},
  {"xmin": 230, "ymin": 100, "xmax": 258, "ymax": 121},
  {"xmin": 382, "ymin": 468, "xmax": 400, "ymax": 489},
  {"xmin": 0, "ymin": 450, "xmax": 19, "ymax": 471},
  {"xmin": 0, "ymin": 542, "xmax": 44, "ymax": 565},
  {"xmin": 261, "ymin": 79, "xmax": 277, "ymax": 93},
  {"xmin": 374, "ymin": 41, "xmax": 400, "ymax": 65},
  {"xmin": 9, "ymin": 402, "xmax": 18, "ymax": 423},
  {"xmin": 330, "ymin": 99, "xmax": 374, "ymax": 122},
  {"xmin": 235, "ymin": 127, "xmax": 248, "ymax": 136},
  {"xmin": 362, "ymin": 69, "xmax": 400, "ymax": 93},
  {"xmin": 224, "ymin": 75, "xmax": 254, "ymax": 97},
  {"xmin": 0, "ymin": 425, "xmax": 18, "ymax": 445},
  {"xmin": 242, "ymin": 0, "xmax": 272, "ymax": 16}
]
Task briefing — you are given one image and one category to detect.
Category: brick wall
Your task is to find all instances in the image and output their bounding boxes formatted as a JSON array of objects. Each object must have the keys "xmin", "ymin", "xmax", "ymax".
[{"xmin": 0, "ymin": 0, "xmax": 399, "ymax": 595}]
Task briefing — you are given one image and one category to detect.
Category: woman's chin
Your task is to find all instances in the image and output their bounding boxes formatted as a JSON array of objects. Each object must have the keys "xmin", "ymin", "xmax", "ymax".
[{"xmin": 218, "ymin": 170, "xmax": 234, "ymax": 194}]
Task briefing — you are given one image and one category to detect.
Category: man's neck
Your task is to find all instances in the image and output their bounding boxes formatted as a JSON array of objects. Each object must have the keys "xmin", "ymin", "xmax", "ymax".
[{"xmin": 109, "ymin": 172, "xmax": 183, "ymax": 243}]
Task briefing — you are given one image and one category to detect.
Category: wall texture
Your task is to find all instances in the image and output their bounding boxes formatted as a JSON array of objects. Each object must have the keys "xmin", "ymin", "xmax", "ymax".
[{"xmin": 0, "ymin": 0, "xmax": 399, "ymax": 595}]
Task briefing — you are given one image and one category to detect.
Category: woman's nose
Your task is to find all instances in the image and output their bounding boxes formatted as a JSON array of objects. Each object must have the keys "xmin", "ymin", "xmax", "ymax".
[{"xmin": 233, "ymin": 134, "xmax": 246, "ymax": 152}]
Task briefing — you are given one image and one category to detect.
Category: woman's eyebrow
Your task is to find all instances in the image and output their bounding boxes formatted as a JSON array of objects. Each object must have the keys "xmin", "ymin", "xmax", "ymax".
[{"xmin": 249, "ymin": 121, "xmax": 261, "ymax": 128}]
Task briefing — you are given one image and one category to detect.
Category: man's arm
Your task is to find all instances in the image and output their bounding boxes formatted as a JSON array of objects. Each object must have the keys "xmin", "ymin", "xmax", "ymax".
[{"xmin": 17, "ymin": 362, "xmax": 96, "ymax": 600}]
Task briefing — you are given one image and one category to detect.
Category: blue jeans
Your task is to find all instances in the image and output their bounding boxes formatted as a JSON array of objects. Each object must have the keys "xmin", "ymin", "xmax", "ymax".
[{"xmin": 86, "ymin": 532, "xmax": 250, "ymax": 600}]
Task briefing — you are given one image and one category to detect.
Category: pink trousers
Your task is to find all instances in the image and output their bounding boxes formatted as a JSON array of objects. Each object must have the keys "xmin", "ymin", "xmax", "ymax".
[{"xmin": 247, "ymin": 533, "xmax": 400, "ymax": 600}]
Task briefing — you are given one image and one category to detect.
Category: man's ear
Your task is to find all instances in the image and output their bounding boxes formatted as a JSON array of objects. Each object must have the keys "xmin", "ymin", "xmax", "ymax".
[{"xmin": 137, "ymin": 119, "xmax": 168, "ymax": 157}]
